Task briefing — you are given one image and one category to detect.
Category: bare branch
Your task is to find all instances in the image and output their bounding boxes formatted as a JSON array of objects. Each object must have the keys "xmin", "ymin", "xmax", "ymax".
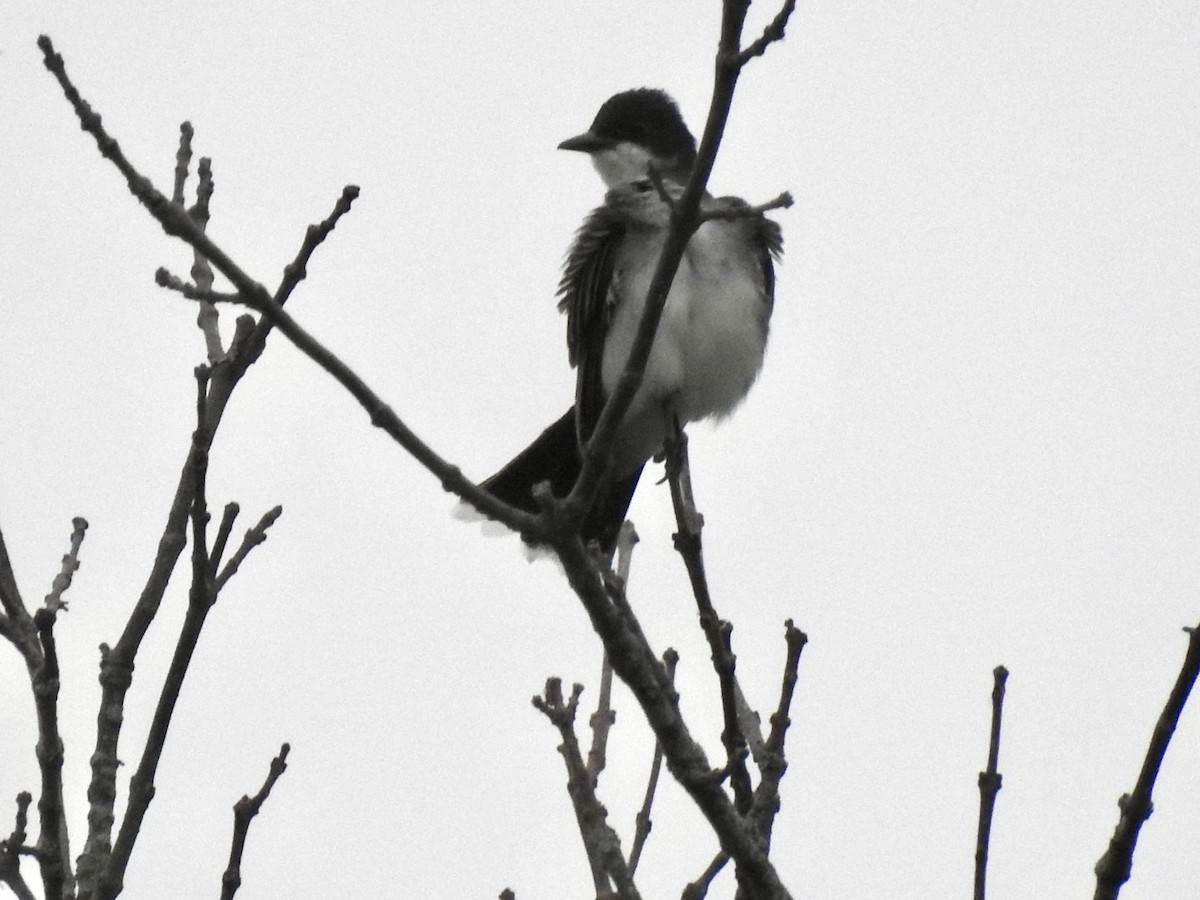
[
  {"xmin": 171, "ymin": 121, "xmax": 193, "ymax": 205},
  {"xmin": 554, "ymin": 538, "xmax": 792, "ymax": 900},
  {"xmin": 682, "ymin": 852, "xmax": 729, "ymax": 900},
  {"xmin": 587, "ymin": 524, "xmax": 639, "ymax": 782},
  {"xmin": 187, "ymin": 155, "xmax": 224, "ymax": 363},
  {"xmin": 746, "ymin": 621, "xmax": 807, "ymax": 849},
  {"xmin": 764, "ymin": 622, "xmax": 807, "ymax": 757},
  {"xmin": 32, "ymin": 41, "xmax": 353, "ymax": 895},
  {"xmin": 1094, "ymin": 622, "xmax": 1200, "ymax": 899},
  {"xmin": 102, "ymin": 370, "xmax": 221, "ymax": 898},
  {"xmin": 628, "ymin": 648, "xmax": 677, "ymax": 876},
  {"xmin": 38, "ymin": 7, "xmax": 798, "ymax": 894},
  {"xmin": 0, "ymin": 525, "xmax": 40, "ymax": 667},
  {"xmin": 25, "ymin": 517, "xmax": 89, "ymax": 898},
  {"xmin": 31, "ymin": 605, "xmax": 73, "ymax": 898},
  {"xmin": 157, "ymin": 258, "xmax": 535, "ymax": 535},
  {"xmin": 209, "ymin": 502, "xmax": 240, "ymax": 578},
  {"xmin": 974, "ymin": 666, "xmax": 1009, "ymax": 900},
  {"xmin": 534, "ymin": 679, "xmax": 640, "ymax": 900},
  {"xmin": 0, "ymin": 527, "xmax": 27, "ymax": 622},
  {"xmin": 221, "ymin": 743, "xmax": 291, "ymax": 900},
  {"xmin": 698, "ymin": 192, "xmax": 793, "ymax": 224},
  {"xmin": 734, "ymin": 0, "xmax": 798, "ymax": 67},
  {"xmin": 44, "ymin": 516, "xmax": 88, "ymax": 613},
  {"xmin": 0, "ymin": 793, "xmax": 36, "ymax": 900},
  {"xmin": 663, "ymin": 423, "xmax": 753, "ymax": 815},
  {"xmin": 215, "ymin": 506, "xmax": 283, "ymax": 593}
]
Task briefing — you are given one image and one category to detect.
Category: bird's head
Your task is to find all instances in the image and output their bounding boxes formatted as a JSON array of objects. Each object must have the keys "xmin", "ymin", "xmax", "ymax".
[{"xmin": 558, "ymin": 88, "xmax": 697, "ymax": 189}]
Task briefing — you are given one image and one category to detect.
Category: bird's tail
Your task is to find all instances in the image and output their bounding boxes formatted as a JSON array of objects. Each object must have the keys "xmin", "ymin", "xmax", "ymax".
[{"xmin": 482, "ymin": 408, "xmax": 643, "ymax": 552}]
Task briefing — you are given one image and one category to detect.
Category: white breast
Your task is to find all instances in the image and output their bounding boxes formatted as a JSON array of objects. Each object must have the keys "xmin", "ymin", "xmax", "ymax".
[{"xmin": 600, "ymin": 217, "xmax": 770, "ymax": 471}]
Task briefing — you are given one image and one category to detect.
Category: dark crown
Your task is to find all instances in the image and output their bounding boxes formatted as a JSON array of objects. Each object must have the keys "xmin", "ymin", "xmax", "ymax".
[{"xmin": 588, "ymin": 89, "xmax": 697, "ymax": 167}]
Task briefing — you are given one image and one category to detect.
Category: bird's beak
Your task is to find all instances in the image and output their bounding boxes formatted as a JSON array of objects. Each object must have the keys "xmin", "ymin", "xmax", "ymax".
[{"xmin": 558, "ymin": 131, "xmax": 613, "ymax": 153}]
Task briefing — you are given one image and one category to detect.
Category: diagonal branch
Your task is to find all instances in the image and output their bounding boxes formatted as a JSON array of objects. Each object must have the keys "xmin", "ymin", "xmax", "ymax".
[
  {"xmin": 38, "ymin": 4, "xmax": 798, "ymax": 893},
  {"xmin": 0, "ymin": 525, "xmax": 40, "ymax": 669},
  {"xmin": 155, "ymin": 265, "xmax": 535, "ymax": 536},
  {"xmin": 683, "ymin": 852, "xmax": 729, "ymax": 900},
  {"xmin": 221, "ymin": 743, "xmax": 290, "ymax": 900},
  {"xmin": 534, "ymin": 679, "xmax": 640, "ymax": 900},
  {"xmin": 554, "ymin": 537, "xmax": 791, "ymax": 900},
  {"xmin": 215, "ymin": 507, "xmax": 283, "ymax": 593},
  {"xmin": 734, "ymin": 0, "xmax": 797, "ymax": 66},
  {"xmin": 663, "ymin": 424, "xmax": 753, "ymax": 814},
  {"xmin": 627, "ymin": 648, "xmax": 678, "ymax": 876},
  {"xmin": 34, "ymin": 38, "xmax": 355, "ymax": 898},
  {"xmin": 1094, "ymin": 621, "xmax": 1200, "ymax": 900}
]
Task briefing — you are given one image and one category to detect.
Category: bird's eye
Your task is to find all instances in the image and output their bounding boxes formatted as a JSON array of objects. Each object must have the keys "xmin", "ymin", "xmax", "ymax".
[{"xmin": 633, "ymin": 179, "xmax": 653, "ymax": 193}]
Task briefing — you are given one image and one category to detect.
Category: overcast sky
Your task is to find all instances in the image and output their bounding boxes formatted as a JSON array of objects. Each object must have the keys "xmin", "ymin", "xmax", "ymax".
[{"xmin": 2, "ymin": 3, "xmax": 1199, "ymax": 899}]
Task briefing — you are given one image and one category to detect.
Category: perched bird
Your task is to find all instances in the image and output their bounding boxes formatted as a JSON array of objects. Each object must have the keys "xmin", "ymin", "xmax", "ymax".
[{"xmin": 482, "ymin": 88, "xmax": 782, "ymax": 550}]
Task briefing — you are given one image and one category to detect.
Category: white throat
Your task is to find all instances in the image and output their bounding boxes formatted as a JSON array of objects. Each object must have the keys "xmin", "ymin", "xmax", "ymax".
[{"xmin": 590, "ymin": 141, "xmax": 656, "ymax": 189}]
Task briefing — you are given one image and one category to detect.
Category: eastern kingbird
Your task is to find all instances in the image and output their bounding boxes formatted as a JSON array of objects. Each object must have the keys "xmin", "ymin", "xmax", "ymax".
[{"xmin": 483, "ymin": 88, "xmax": 782, "ymax": 549}]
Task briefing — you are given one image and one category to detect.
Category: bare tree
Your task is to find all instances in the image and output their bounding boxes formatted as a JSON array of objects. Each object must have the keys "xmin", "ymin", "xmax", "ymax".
[{"xmin": 2, "ymin": 3, "xmax": 1198, "ymax": 899}]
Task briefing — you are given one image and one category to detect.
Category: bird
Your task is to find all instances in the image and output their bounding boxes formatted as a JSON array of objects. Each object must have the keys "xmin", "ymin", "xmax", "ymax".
[{"xmin": 481, "ymin": 88, "xmax": 782, "ymax": 551}]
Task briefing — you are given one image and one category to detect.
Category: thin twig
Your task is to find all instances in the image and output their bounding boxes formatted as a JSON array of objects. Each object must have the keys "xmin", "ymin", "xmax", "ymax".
[
  {"xmin": 0, "ymin": 525, "xmax": 39, "ymax": 665},
  {"xmin": 102, "ymin": 368, "xmax": 221, "ymax": 898},
  {"xmin": 171, "ymin": 121, "xmax": 193, "ymax": 205},
  {"xmin": 45, "ymin": 516, "xmax": 88, "ymax": 612},
  {"xmin": 682, "ymin": 852, "xmax": 730, "ymax": 900},
  {"xmin": 188, "ymin": 153, "xmax": 224, "ymax": 363},
  {"xmin": 0, "ymin": 793, "xmax": 36, "ymax": 900},
  {"xmin": 974, "ymin": 666, "xmax": 1008, "ymax": 900},
  {"xmin": 698, "ymin": 192, "xmax": 793, "ymax": 224},
  {"xmin": 215, "ymin": 506, "xmax": 283, "ymax": 593},
  {"xmin": 587, "ymin": 523, "xmax": 640, "ymax": 781},
  {"xmin": 38, "ymin": 3, "xmax": 798, "ymax": 893},
  {"xmin": 554, "ymin": 537, "xmax": 791, "ymax": 900},
  {"xmin": 534, "ymin": 679, "xmax": 641, "ymax": 900},
  {"xmin": 221, "ymin": 744, "xmax": 291, "ymax": 900},
  {"xmin": 209, "ymin": 502, "xmax": 240, "ymax": 578},
  {"xmin": 628, "ymin": 648, "xmax": 678, "ymax": 876},
  {"xmin": 1094, "ymin": 622, "xmax": 1200, "ymax": 900},
  {"xmin": 155, "ymin": 259, "xmax": 532, "ymax": 535},
  {"xmin": 663, "ymin": 423, "xmax": 753, "ymax": 814},
  {"xmin": 34, "ymin": 40, "xmax": 353, "ymax": 897},
  {"xmin": 733, "ymin": 0, "xmax": 797, "ymax": 66},
  {"xmin": 748, "ymin": 621, "xmax": 807, "ymax": 848}
]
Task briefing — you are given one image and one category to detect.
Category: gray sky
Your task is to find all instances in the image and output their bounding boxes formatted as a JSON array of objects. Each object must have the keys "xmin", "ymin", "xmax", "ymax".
[{"xmin": 2, "ymin": 2, "xmax": 1199, "ymax": 898}]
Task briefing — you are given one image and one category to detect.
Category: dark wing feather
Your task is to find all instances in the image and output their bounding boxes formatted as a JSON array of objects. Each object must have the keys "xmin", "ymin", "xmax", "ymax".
[
  {"xmin": 714, "ymin": 195, "xmax": 783, "ymax": 312},
  {"xmin": 758, "ymin": 215, "xmax": 783, "ymax": 312},
  {"xmin": 557, "ymin": 204, "xmax": 626, "ymax": 444}
]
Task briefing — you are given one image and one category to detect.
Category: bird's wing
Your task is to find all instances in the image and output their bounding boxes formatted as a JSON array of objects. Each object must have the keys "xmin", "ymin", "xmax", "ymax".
[
  {"xmin": 557, "ymin": 202, "xmax": 626, "ymax": 444},
  {"xmin": 714, "ymin": 194, "xmax": 784, "ymax": 311},
  {"xmin": 758, "ymin": 213, "xmax": 783, "ymax": 312}
]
